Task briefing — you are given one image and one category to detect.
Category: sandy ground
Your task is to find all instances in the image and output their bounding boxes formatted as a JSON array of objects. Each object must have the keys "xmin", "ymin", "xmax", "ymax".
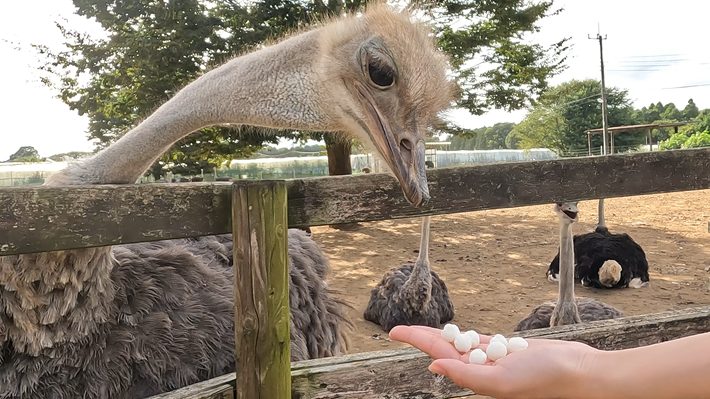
[{"xmin": 311, "ymin": 189, "xmax": 710, "ymax": 359}]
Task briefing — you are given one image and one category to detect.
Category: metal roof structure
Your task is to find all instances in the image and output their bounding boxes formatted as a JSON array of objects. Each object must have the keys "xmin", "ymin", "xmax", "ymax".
[
  {"xmin": 585, "ymin": 122, "xmax": 689, "ymax": 134},
  {"xmin": 584, "ymin": 122, "xmax": 691, "ymax": 154}
]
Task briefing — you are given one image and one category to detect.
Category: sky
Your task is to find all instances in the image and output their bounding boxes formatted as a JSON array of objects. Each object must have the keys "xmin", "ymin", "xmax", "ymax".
[{"xmin": 1, "ymin": 0, "xmax": 709, "ymax": 161}]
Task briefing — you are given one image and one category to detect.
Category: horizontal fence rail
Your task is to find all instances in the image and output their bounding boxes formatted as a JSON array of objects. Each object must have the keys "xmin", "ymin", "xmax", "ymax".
[
  {"xmin": 149, "ymin": 306, "xmax": 710, "ymax": 399},
  {"xmin": 3, "ymin": 148, "xmax": 710, "ymax": 255}
]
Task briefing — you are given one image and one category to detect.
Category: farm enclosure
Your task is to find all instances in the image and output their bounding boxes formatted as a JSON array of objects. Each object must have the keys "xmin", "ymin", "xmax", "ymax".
[
  {"xmin": 317, "ymin": 190, "xmax": 710, "ymax": 354},
  {"xmin": 4, "ymin": 148, "xmax": 710, "ymax": 398}
]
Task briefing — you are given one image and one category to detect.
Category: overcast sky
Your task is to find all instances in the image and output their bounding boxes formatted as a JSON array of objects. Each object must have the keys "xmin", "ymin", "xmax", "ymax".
[{"xmin": 1, "ymin": 0, "xmax": 709, "ymax": 161}]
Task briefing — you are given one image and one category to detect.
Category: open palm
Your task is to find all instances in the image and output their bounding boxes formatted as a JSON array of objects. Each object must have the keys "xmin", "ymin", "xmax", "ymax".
[{"xmin": 389, "ymin": 326, "xmax": 598, "ymax": 399}]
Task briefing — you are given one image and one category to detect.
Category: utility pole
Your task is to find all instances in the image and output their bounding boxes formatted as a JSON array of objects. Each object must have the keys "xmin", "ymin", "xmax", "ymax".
[
  {"xmin": 589, "ymin": 25, "xmax": 609, "ymax": 228},
  {"xmin": 589, "ymin": 25, "xmax": 609, "ymax": 156}
]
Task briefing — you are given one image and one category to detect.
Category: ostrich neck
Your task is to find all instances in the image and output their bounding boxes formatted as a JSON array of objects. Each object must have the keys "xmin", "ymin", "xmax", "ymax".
[
  {"xmin": 598, "ymin": 199, "xmax": 606, "ymax": 227},
  {"xmin": 402, "ymin": 217, "xmax": 432, "ymax": 309},
  {"xmin": 557, "ymin": 220, "xmax": 576, "ymax": 305},
  {"xmin": 47, "ymin": 30, "xmax": 334, "ymax": 185},
  {"xmin": 411, "ymin": 216, "xmax": 431, "ymax": 281}
]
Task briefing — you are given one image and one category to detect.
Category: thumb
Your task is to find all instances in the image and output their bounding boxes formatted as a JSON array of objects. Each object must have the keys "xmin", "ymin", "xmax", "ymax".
[{"xmin": 429, "ymin": 359, "xmax": 498, "ymax": 393}]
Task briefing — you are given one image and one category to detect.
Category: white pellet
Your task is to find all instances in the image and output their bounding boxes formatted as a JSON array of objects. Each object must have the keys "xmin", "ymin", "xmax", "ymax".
[
  {"xmin": 490, "ymin": 334, "xmax": 508, "ymax": 348},
  {"xmin": 468, "ymin": 348, "xmax": 487, "ymax": 365},
  {"xmin": 441, "ymin": 324, "xmax": 460, "ymax": 343},
  {"xmin": 454, "ymin": 334, "xmax": 472, "ymax": 352},
  {"xmin": 486, "ymin": 341, "xmax": 508, "ymax": 361},
  {"xmin": 464, "ymin": 330, "xmax": 480, "ymax": 348},
  {"xmin": 508, "ymin": 337, "xmax": 529, "ymax": 352}
]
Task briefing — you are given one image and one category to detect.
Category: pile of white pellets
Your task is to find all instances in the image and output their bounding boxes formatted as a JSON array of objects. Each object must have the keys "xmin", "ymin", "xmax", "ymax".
[{"xmin": 441, "ymin": 324, "xmax": 528, "ymax": 364}]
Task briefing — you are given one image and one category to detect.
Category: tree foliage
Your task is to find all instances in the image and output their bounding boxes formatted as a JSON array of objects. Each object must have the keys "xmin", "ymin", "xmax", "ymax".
[
  {"xmin": 659, "ymin": 130, "xmax": 710, "ymax": 150},
  {"xmin": 685, "ymin": 109, "xmax": 710, "ymax": 134},
  {"xmin": 448, "ymin": 122, "xmax": 516, "ymax": 150},
  {"xmin": 510, "ymin": 79, "xmax": 637, "ymax": 155},
  {"xmin": 683, "ymin": 98, "xmax": 700, "ymax": 120},
  {"xmin": 6, "ymin": 146, "xmax": 44, "ymax": 163},
  {"xmin": 429, "ymin": 0, "xmax": 569, "ymax": 115}
]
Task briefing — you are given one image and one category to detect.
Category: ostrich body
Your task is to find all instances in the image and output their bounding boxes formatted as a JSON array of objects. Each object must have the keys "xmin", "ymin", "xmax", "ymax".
[
  {"xmin": 364, "ymin": 216, "xmax": 455, "ymax": 332},
  {"xmin": 516, "ymin": 202, "xmax": 623, "ymax": 331},
  {"xmin": 0, "ymin": 5, "xmax": 453, "ymax": 398},
  {"xmin": 546, "ymin": 199, "xmax": 650, "ymax": 289}
]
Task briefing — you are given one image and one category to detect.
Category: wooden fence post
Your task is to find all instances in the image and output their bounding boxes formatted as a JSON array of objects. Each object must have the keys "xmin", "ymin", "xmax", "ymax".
[{"xmin": 232, "ymin": 180, "xmax": 291, "ymax": 399}]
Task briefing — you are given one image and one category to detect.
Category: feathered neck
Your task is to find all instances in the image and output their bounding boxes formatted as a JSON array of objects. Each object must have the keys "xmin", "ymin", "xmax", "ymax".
[
  {"xmin": 402, "ymin": 216, "xmax": 432, "ymax": 310},
  {"xmin": 46, "ymin": 30, "xmax": 337, "ymax": 186},
  {"xmin": 556, "ymin": 219, "xmax": 577, "ymax": 308}
]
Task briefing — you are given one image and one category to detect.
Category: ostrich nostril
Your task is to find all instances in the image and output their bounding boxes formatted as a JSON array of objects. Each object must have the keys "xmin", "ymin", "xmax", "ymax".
[{"xmin": 400, "ymin": 139, "xmax": 412, "ymax": 152}]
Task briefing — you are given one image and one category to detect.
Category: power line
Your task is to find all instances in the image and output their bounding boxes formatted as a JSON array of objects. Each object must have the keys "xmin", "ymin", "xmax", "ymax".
[
  {"xmin": 614, "ymin": 59, "xmax": 688, "ymax": 63},
  {"xmin": 557, "ymin": 93, "xmax": 601, "ymax": 107},
  {"xmin": 609, "ymin": 64, "xmax": 674, "ymax": 67},
  {"xmin": 620, "ymin": 54, "xmax": 684, "ymax": 58},
  {"xmin": 662, "ymin": 83, "xmax": 710, "ymax": 90},
  {"xmin": 607, "ymin": 69, "xmax": 661, "ymax": 72}
]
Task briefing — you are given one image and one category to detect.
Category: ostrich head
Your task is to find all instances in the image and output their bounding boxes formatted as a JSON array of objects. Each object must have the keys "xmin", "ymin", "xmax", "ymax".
[
  {"xmin": 599, "ymin": 260, "xmax": 622, "ymax": 287},
  {"xmin": 318, "ymin": 6, "xmax": 454, "ymax": 206},
  {"xmin": 554, "ymin": 202, "xmax": 579, "ymax": 224},
  {"xmin": 44, "ymin": 5, "xmax": 454, "ymax": 208}
]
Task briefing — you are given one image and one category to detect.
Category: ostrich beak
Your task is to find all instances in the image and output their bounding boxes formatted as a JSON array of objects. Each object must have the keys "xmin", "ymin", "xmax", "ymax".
[{"xmin": 354, "ymin": 82, "xmax": 430, "ymax": 207}]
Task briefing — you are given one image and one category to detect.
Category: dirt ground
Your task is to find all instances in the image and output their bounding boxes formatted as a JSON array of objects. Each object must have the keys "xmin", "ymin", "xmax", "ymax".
[{"xmin": 311, "ymin": 189, "xmax": 710, "ymax": 358}]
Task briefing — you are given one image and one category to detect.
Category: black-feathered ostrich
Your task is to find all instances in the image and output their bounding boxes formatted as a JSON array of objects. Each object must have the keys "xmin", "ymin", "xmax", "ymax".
[
  {"xmin": 0, "ymin": 5, "xmax": 454, "ymax": 398},
  {"xmin": 546, "ymin": 198, "xmax": 650, "ymax": 289},
  {"xmin": 516, "ymin": 202, "xmax": 623, "ymax": 331},
  {"xmin": 364, "ymin": 215, "xmax": 455, "ymax": 332}
]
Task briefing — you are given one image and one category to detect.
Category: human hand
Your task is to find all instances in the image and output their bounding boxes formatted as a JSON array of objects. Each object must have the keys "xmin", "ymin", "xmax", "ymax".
[{"xmin": 389, "ymin": 325, "xmax": 599, "ymax": 399}]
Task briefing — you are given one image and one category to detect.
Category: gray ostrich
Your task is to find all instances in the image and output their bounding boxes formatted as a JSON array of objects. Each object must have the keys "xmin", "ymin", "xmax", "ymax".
[
  {"xmin": 515, "ymin": 202, "xmax": 623, "ymax": 331},
  {"xmin": 0, "ymin": 5, "xmax": 454, "ymax": 399},
  {"xmin": 364, "ymin": 216, "xmax": 455, "ymax": 332}
]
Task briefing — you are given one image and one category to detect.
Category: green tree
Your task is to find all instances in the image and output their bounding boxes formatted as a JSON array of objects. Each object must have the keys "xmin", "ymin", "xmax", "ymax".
[
  {"xmin": 505, "ymin": 129, "xmax": 523, "ymax": 149},
  {"xmin": 475, "ymin": 123, "xmax": 515, "ymax": 149},
  {"xmin": 509, "ymin": 106, "xmax": 567, "ymax": 151},
  {"xmin": 7, "ymin": 146, "xmax": 43, "ymax": 162},
  {"xmin": 445, "ymin": 123, "xmax": 515, "ymax": 150},
  {"xmin": 658, "ymin": 132, "xmax": 687, "ymax": 150},
  {"xmin": 683, "ymin": 131, "xmax": 710, "ymax": 148},
  {"xmin": 511, "ymin": 79, "xmax": 639, "ymax": 155},
  {"xmin": 660, "ymin": 103, "xmax": 682, "ymax": 121},
  {"xmin": 659, "ymin": 130, "xmax": 710, "ymax": 150},
  {"xmin": 682, "ymin": 99, "xmax": 700, "ymax": 120},
  {"xmin": 430, "ymin": 0, "xmax": 569, "ymax": 115},
  {"xmin": 633, "ymin": 103, "xmax": 661, "ymax": 125}
]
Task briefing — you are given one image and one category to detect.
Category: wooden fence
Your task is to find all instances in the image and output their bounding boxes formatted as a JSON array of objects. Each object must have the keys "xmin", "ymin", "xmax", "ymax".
[{"xmin": 4, "ymin": 148, "xmax": 710, "ymax": 398}]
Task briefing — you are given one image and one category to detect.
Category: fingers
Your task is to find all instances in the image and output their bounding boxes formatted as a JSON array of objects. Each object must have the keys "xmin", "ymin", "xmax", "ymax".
[
  {"xmin": 389, "ymin": 326, "xmax": 463, "ymax": 360},
  {"xmin": 428, "ymin": 359, "xmax": 500, "ymax": 394},
  {"xmin": 409, "ymin": 326, "xmax": 444, "ymax": 334},
  {"xmin": 399, "ymin": 325, "xmax": 492, "ymax": 344}
]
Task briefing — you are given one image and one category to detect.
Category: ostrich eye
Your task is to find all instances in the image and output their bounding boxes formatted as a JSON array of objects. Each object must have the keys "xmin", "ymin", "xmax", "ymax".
[{"xmin": 368, "ymin": 58, "xmax": 395, "ymax": 88}]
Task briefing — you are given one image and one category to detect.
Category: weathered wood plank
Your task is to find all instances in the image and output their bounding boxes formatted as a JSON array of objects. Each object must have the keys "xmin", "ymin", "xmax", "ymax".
[
  {"xmin": 0, "ymin": 183, "xmax": 232, "ymax": 255},
  {"xmin": 232, "ymin": 180, "xmax": 291, "ymax": 399},
  {"xmin": 146, "ymin": 374, "xmax": 235, "ymax": 399},
  {"xmin": 286, "ymin": 147, "xmax": 710, "ymax": 227},
  {"xmin": 5, "ymin": 148, "xmax": 710, "ymax": 255},
  {"xmin": 152, "ymin": 306, "xmax": 710, "ymax": 399}
]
